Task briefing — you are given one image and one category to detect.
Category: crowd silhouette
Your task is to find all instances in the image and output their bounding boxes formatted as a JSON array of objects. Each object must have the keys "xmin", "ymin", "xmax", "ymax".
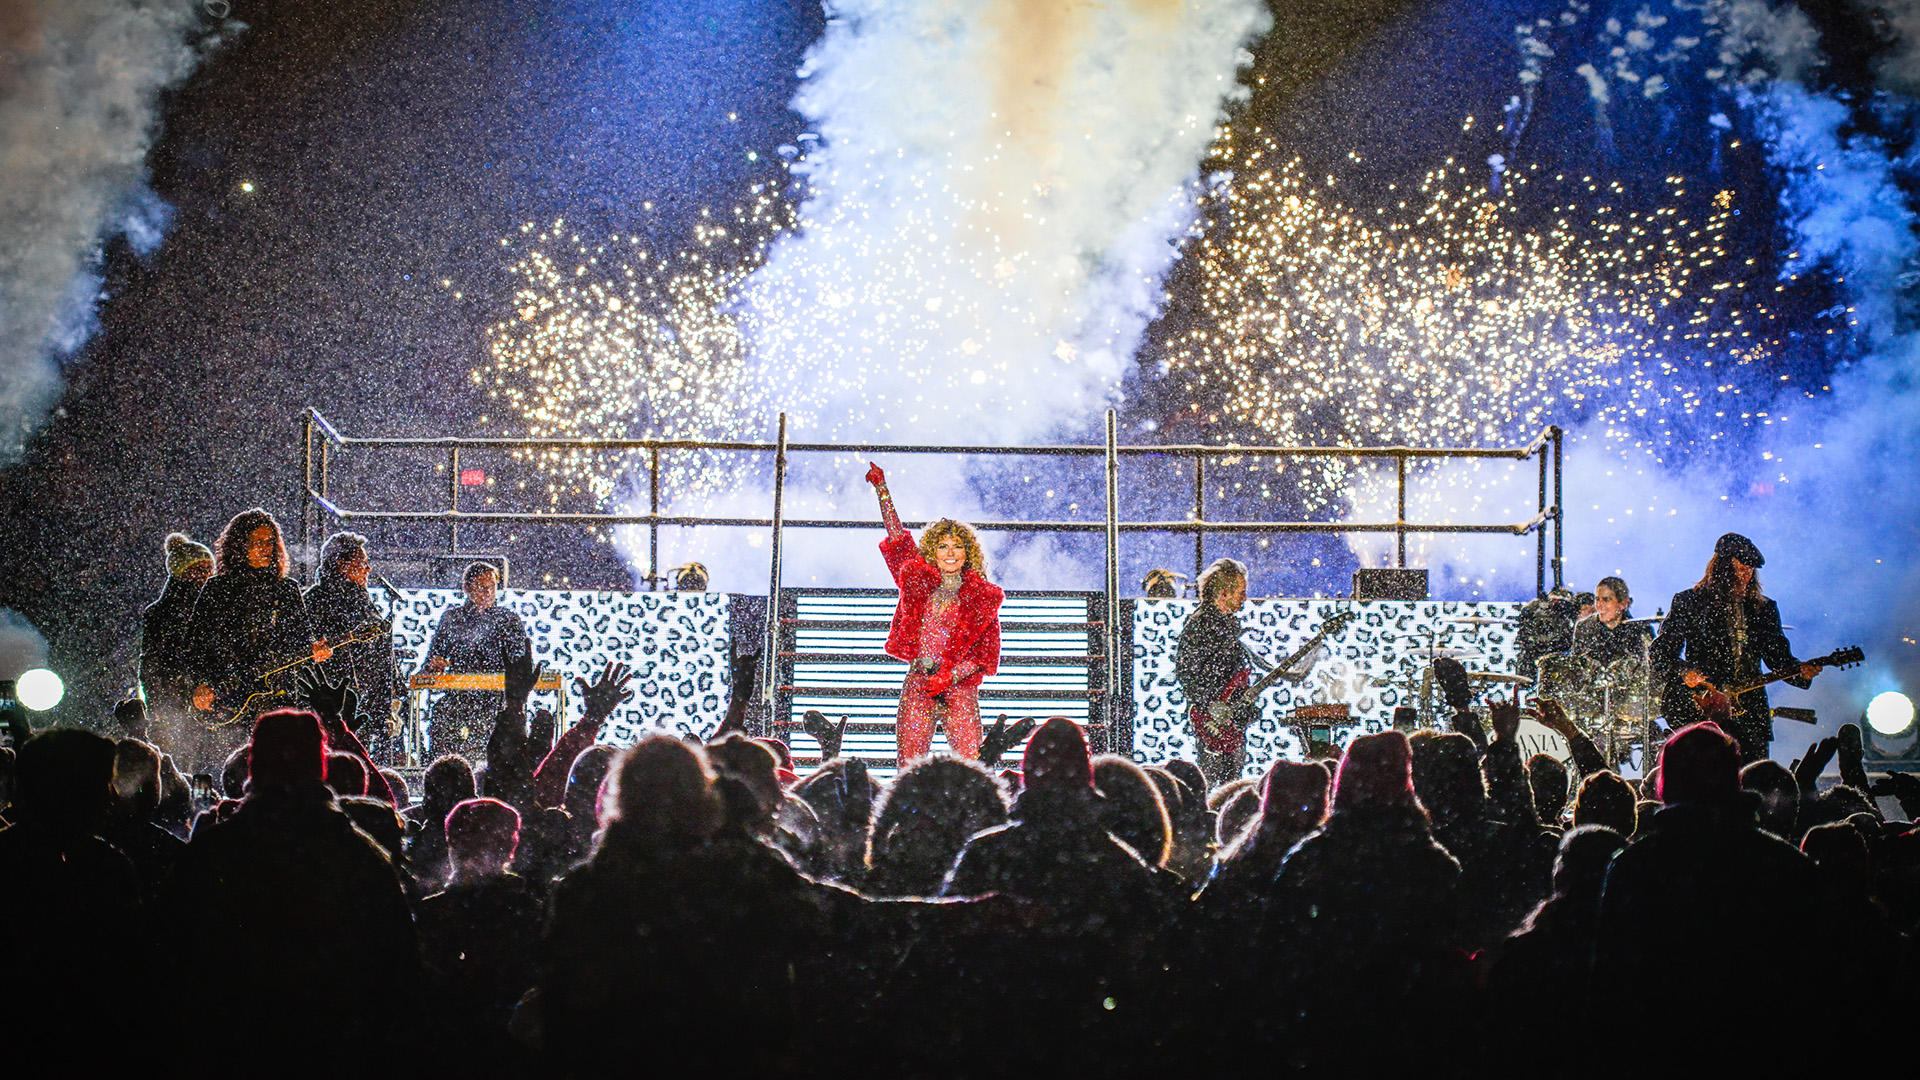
[{"xmin": 4, "ymin": 629, "xmax": 1918, "ymax": 1074}]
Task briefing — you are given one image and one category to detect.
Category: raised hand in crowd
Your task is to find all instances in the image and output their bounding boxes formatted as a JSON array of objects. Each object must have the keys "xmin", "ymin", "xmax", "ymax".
[
  {"xmin": 1488, "ymin": 696, "xmax": 1522, "ymax": 743},
  {"xmin": 802, "ymin": 709, "xmax": 848, "ymax": 760},
  {"xmin": 574, "ymin": 661, "xmax": 635, "ymax": 726},
  {"xmin": 296, "ymin": 664, "xmax": 357, "ymax": 729},
  {"xmin": 978, "ymin": 713, "xmax": 1037, "ymax": 767},
  {"xmin": 1527, "ymin": 698, "xmax": 1609, "ymax": 779},
  {"xmin": 294, "ymin": 665, "xmax": 393, "ymax": 805},
  {"xmin": 1868, "ymin": 771, "xmax": 1920, "ymax": 820},
  {"xmin": 1792, "ymin": 734, "xmax": 1840, "ymax": 794},
  {"xmin": 503, "ymin": 640, "xmax": 544, "ymax": 714},
  {"xmin": 1835, "ymin": 722, "xmax": 1871, "ymax": 792}
]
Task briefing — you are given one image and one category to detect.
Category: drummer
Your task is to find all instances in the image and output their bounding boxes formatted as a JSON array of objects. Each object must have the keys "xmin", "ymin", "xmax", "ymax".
[{"xmin": 1570, "ymin": 576, "xmax": 1652, "ymax": 666}]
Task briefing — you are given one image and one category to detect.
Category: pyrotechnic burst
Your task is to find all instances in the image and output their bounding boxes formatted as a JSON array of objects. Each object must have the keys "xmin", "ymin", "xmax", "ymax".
[
  {"xmin": 1161, "ymin": 125, "xmax": 1792, "ymax": 513},
  {"xmin": 477, "ymin": 187, "xmax": 792, "ymax": 508}
]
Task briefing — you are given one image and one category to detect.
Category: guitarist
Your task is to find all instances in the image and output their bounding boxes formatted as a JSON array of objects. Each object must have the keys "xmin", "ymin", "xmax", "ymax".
[
  {"xmin": 1175, "ymin": 558, "xmax": 1265, "ymax": 787},
  {"xmin": 1651, "ymin": 534, "xmax": 1820, "ymax": 763},
  {"xmin": 304, "ymin": 532, "xmax": 400, "ymax": 752},
  {"xmin": 183, "ymin": 509, "xmax": 330, "ymax": 773}
]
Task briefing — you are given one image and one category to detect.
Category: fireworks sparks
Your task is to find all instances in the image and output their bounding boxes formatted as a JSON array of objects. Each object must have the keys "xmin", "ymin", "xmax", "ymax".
[{"xmin": 1161, "ymin": 128, "xmax": 1788, "ymax": 511}]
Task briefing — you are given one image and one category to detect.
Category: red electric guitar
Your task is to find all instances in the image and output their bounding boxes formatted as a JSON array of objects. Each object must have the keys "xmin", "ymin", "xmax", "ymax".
[
  {"xmin": 1688, "ymin": 645, "xmax": 1863, "ymax": 723},
  {"xmin": 1192, "ymin": 609, "xmax": 1355, "ymax": 754}
]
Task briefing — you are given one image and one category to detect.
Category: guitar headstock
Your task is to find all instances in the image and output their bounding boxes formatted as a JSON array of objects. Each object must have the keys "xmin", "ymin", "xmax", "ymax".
[{"xmin": 1818, "ymin": 646, "xmax": 1865, "ymax": 670}]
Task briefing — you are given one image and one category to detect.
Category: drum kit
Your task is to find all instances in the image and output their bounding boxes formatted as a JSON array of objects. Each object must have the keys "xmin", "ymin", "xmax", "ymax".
[{"xmin": 1381, "ymin": 611, "xmax": 1664, "ymax": 772}]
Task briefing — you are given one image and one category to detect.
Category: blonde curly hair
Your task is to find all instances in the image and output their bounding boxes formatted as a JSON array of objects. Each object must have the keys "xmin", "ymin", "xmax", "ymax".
[{"xmin": 918, "ymin": 519, "xmax": 987, "ymax": 575}]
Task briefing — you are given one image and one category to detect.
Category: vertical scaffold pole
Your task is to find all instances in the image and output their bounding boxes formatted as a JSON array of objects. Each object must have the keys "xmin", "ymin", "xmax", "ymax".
[
  {"xmin": 1105, "ymin": 410, "xmax": 1121, "ymax": 743},
  {"xmin": 1193, "ymin": 454, "xmax": 1205, "ymax": 586},
  {"xmin": 649, "ymin": 445, "xmax": 661, "ymax": 591},
  {"xmin": 301, "ymin": 412, "xmax": 315, "ymax": 574},
  {"xmin": 1552, "ymin": 426, "xmax": 1564, "ymax": 590},
  {"xmin": 449, "ymin": 446, "xmax": 461, "ymax": 558},
  {"xmin": 764, "ymin": 414, "xmax": 789, "ymax": 707},
  {"xmin": 1537, "ymin": 437, "xmax": 1548, "ymax": 597},
  {"xmin": 1395, "ymin": 452, "xmax": 1408, "ymax": 568}
]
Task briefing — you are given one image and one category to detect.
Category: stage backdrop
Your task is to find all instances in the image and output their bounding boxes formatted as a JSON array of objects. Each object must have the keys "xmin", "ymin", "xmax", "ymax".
[
  {"xmin": 1131, "ymin": 598, "xmax": 1526, "ymax": 780},
  {"xmin": 388, "ymin": 589, "xmax": 732, "ymax": 746}
]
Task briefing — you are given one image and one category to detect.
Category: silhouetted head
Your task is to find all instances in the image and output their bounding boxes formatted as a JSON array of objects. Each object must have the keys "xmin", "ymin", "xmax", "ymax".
[
  {"xmin": 445, "ymin": 796, "xmax": 522, "ymax": 881},
  {"xmin": 1801, "ymin": 821, "xmax": 1871, "ymax": 901},
  {"xmin": 378, "ymin": 768, "xmax": 412, "ymax": 807},
  {"xmin": 1258, "ymin": 759, "xmax": 1331, "ymax": 836},
  {"xmin": 1409, "ymin": 731, "xmax": 1486, "ymax": 824},
  {"xmin": 247, "ymin": 710, "xmax": 326, "ymax": 793},
  {"xmin": 1740, "ymin": 759, "xmax": 1798, "ymax": 838},
  {"xmin": 221, "ymin": 745, "xmax": 250, "ymax": 799},
  {"xmin": 707, "ymin": 732, "xmax": 782, "ymax": 831},
  {"xmin": 14, "ymin": 728, "xmax": 118, "ymax": 835},
  {"xmin": 423, "ymin": 755, "xmax": 476, "ymax": 815},
  {"xmin": 1022, "ymin": 717, "xmax": 1092, "ymax": 790},
  {"xmin": 1633, "ymin": 799, "xmax": 1661, "ymax": 839},
  {"xmin": 1553, "ymin": 824, "xmax": 1625, "ymax": 901},
  {"xmin": 1214, "ymin": 786, "xmax": 1260, "ymax": 850},
  {"xmin": 325, "ymin": 753, "xmax": 367, "ymax": 798},
  {"xmin": 600, "ymin": 735, "xmax": 724, "ymax": 857},
  {"xmin": 340, "ymin": 796, "xmax": 406, "ymax": 866},
  {"xmin": 112, "ymin": 738, "xmax": 164, "ymax": 822},
  {"xmin": 1527, "ymin": 753, "xmax": 1570, "ymax": 823},
  {"xmin": 565, "ymin": 745, "xmax": 618, "ymax": 825},
  {"xmin": 866, "ymin": 754, "xmax": 1009, "ymax": 896},
  {"xmin": 1571, "ymin": 770, "xmax": 1636, "ymax": 836},
  {"xmin": 1658, "ymin": 722, "xmax": 1741, "ymax": 804},
  {"xmin": 1093, "ymin": 754, "xmax": 1172, "ymax": 867},
  {"xmin": 1163, "ymin": 759, "xmax": 1210, "ymax": 803},
  {"xmin": 1331, "ymin": 731, "xmax": 1424, "ymax": 819}
]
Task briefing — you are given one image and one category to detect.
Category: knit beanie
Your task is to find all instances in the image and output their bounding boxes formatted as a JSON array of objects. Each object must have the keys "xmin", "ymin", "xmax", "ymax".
[{"xmin": 165, "ymin": 533, "xmax": 213, "ymax": 577}]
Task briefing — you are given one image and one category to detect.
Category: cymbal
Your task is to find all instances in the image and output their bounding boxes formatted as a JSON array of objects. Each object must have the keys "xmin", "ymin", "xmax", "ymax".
[
  {"xmin": 1421, "ymin": 648, "xmax": 1487, "ymax": 660},
  {"xmin": 1443, "ymin": 615, "xmax": 1517, "ymax": 625},
  {"xmin": 1466, "ymin": 671, "xmax": 1534, "ymax": 685}
]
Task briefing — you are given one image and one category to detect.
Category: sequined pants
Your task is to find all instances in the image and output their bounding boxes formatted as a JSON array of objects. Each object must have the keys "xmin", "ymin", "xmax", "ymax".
[{"xmin": 896, "ymin": 670, "xmax": 982, "ymax": 762}]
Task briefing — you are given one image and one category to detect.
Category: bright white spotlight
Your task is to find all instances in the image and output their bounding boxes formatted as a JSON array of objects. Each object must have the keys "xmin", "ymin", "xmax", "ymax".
[
  {"xmin": 1867, "ymin": 691, "xmax": 1915, "ymax": 737},
  {"xmin": 15, "ymin": 668, "xmax": 64, "ymax": 712}
]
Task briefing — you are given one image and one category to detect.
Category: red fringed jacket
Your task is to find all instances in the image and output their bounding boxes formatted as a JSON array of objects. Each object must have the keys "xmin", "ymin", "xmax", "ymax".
[{"xmin": 880, "ymin": 532, "xmax": 1003, "ymax": 690}]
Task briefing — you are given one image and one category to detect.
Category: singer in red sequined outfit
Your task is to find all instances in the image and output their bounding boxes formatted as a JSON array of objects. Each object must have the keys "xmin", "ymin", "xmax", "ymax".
[{"xmin": 866, "ymin": 463, "xmax": 1004, "ymax": 762}]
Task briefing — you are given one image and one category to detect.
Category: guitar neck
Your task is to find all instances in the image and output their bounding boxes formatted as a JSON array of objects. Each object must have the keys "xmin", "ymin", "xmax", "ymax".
[{"xmin": 1246, "ymin": 620, "xmax": 1345, "ymax": 697}]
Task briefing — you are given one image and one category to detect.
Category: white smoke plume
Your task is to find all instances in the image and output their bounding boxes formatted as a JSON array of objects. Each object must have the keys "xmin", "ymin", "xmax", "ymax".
[
  {"xmin": 0, "ymin": 606, "xmax": 49, "ymax": 680},
  {"xmin": 625, "ymin": 0, "xmax": 1270, "ymax": 591},
  {"xmin": 0, "ymin": 0, "xmax": 219, "ymax": 464}
]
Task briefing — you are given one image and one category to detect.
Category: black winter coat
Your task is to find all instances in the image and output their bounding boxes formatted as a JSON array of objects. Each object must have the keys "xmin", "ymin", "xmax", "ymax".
[
  {"xmin": 156, "ymin": 784, "xmax": 420, "ymax": 1058},
  {"xmin": 304, "ymin": 573, "xmax": 399, "ymax": 714},
  {"xmin": 140, "ymin": 575, "xmax": 202, "ymax": 709},
  {"xmin": 182, "ymin": 566, "xmax": 315, "ymax": 704},
  {"xmin": 1650, "ymin": 585, "xmax": 1807, "ymax": 730}
]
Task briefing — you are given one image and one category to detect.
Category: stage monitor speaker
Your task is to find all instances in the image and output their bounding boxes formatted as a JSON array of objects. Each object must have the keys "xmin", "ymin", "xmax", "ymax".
[{"xmin": 1353, "ymin": 568, "xmax": 1427, "ymax": 601}]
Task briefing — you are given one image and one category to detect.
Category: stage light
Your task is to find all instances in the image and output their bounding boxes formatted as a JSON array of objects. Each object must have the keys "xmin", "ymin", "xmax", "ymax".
[
  {"xmin": 1866, "ymin": 691, "xmax": 1914, "ymax": 737},
  {"xmin": 16, "ymin": 668, "xmax": 65, "ymax": 712}
]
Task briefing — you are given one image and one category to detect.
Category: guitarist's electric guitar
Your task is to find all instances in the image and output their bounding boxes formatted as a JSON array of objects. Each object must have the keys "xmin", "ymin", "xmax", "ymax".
[
  {"xmin": 201, "ymin": 621, "xmax": 392, "ymax": 729},
  {"xmin": 1191, "ymin": 609, "xmax": 1356, "ymax": 754},
  {"xmin": 1689, "ymin": 645, "xmax": 1863, "ymax": 723}
]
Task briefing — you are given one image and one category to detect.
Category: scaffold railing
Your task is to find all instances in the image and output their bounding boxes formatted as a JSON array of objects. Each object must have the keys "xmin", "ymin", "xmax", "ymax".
[{"xmin": 300, "ymin": 407, "xmax": 1565, "ymax": 730}]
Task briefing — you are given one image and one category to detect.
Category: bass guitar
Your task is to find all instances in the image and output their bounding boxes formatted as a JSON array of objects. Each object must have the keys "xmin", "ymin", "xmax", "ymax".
[
  {"xmin": 1689, "ymin": 645, "xmax": 1863, "ymax": 723},
  {"xmin": 200, "ymin": 620, "xmax": 392, "ymax": 729},
  {"xmin": 1192, "ymin": 609, "xmax": 1356, "ymax": 754}
]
